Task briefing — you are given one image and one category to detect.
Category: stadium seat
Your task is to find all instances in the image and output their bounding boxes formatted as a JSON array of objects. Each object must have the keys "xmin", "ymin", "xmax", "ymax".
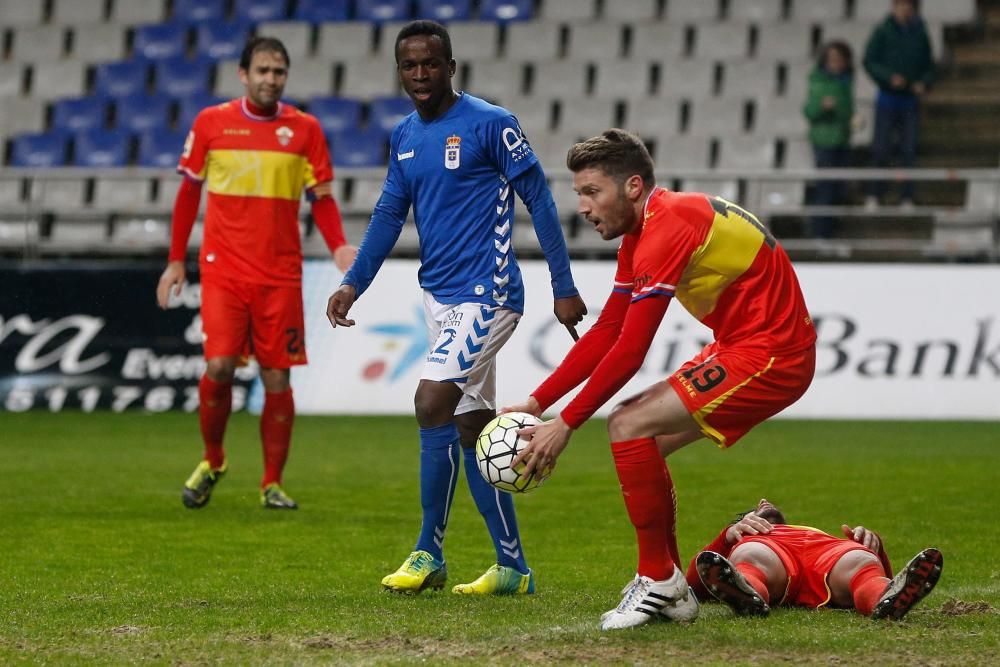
[
  {"xmin": 504, "ymin": 21, "xmax": 561, "ymax": 62},
  {"xmin": 527, "ymin": 61, "xmax": 589, "ymax": 99},
  {"xmin": 687, "ymin": 98, "xmax": 750, "ymax": 137},
  {"xmin": 623, "ymin": 97, "xmax": 683, "ymax": 139},
  {"xmin": 109, "ymin": 0, "xmax": 168, "ymax": 25},
  {"xmin": 416, "ymin": 0, "xmax": 472, "ymax": 22},
  {"xmin": 921, "ymin": 0, "xmax": 977, "ymax": 24},
  {"xmin": 653, "ymin": 135, "xmax": 712, "ymax": 170},
  {"xmin": 781, "ymin": 136, "xmax": 813, "ymax": 169},
  {"xmin": 355, "ymin": 0, "xmax": 412, "ymax": 23},
  {"xmin": 447, "ymin": 21, "xmax": 501, "ymax": 61},
  {"xmin": 756, "ymin": 180, "xmax": 805, "ymax": 213},
  {"xmin": 72, "ymin": 24, "xmax": 129, "ymax": 63},
  {"xmin": 30, "ymin": 62, "xmax": 87, "ymax": 100},
  {"xmin": 602, "ymin": 0, "xmax": 659, "ymax": 21},
  {"xmin": 539, "ymin": 0, "xmax": 597, "ymax": 21},
  {"xmin": 681, "ymin": 177, "xmax": 739, "ymax": 203},
  {"xmin": 0, "ymin": 97, "xmax": 45, "ymax": 137},
  {"xmin": 756, "ymin": 24, "xmax": 816, "ymax": 61},
  {"xmin": 51, "ymin": 0, "xmax": 108, "ymax": 24},
  {"xmin": 307, "ymin": 97, "xmax": 364, "ymax": 134},
  {"xmin": 114, "ymin": 93, "xmax": 174, "ymax": 134},
  {"xmin": 45, "ymin": 221, "xmax": 109, "ymax": 250},
  {"xmin": 214, "ymin": 59, "xmax": 246, "ymax": 98},
  {"xmin": 232, "ymin": 0, "xmax": 290, "ymax": 23},
  {"xmin": 716, "ymin": 136, "xmax": 777, "ymax": 170},
  {"xmin": 728, "ymin": 0, "xmax": 784, "ymax": 22},
  {"xmin": 340, "ymin": 175, "xmax": 385, "ymax": 215},
  {"xmin": 111, "ymin": 218, "xmax": 169, "ymax": 249},
  {"xmin": 369, "ymin": 96, "xmax": 414, "ymax": 134},
  {"xmin": 658, "ymin": 60, "xmax": 716, "ymax": 99},
  {"xmin": 328, "ymin": 128, "xmax": 389, "ymax": 167},
  {"xmin": 52, "ymin": 97, "xmax": 110, "ymax": 133},
  {"xmin": 294, "ymin": 0, "xmax": 350, "ymax": 22},
  {"xmin": 8, "ymin": 25, "xmax": 67, "ymax": 63},
  {"xmin": 0, "ymin": 221, "xmax": 40, "ymax": 248},
  {"xmin": 791, "ymin": 0, "xmax": 846, "ymax": 22},
  {"xmin": 338, "ymin": 58, "xmax": 400, "ymax": 99},
  {"xmin": 557, "ymin": 97, "xmax": 617, "ymax": 135},
  {"xmin": 666, "ymin": 0, "xmax": 721, "ymax": 21},
  {"xmin": 173, "ymin": 0, "xmax": 226, "ymax": 24},
  {"xmin": 0, "ymin": 63, "xmax": 24, "ymax": 97},
  {"xmin": 194, "ymin": 22, "xmax": 251, "ymax": 61},
  {"xmin": 630, "ymin": 23, "xmax": 688, "ymax": 60},
  {"xmin": 0, "ymin": 0, "xmax": 45, "ymax": 26},
  {"xmin": 721, "ymin": 61, "xmax": 780, "ymax": 99},
  {"xmin": 255, "ymin": 21, "xmax": 312, "ymax": 62},
  {"xmin": 566, "ymin": 22, "xmax": 625, "ymax": 61},
  {"xmin": 753, "ymin": 97, "xmax": 809, "ymax": 138},
  {"xmin": 177, "ymin": 93, "xmax": 227, "ymax": 130},
  {"xmin": 479, "ymin": 0, "xmax": 534, "ymax": 22},
  {"xmin": 317, "ymin": 22, "xmax": 376, "ymax": 60},
  {"xmin": 692, "ymin": 23, "xmax": 751, "ymax": 60},
  {"xmin": 94, "ymin": 61, "xmax": 150, "ymax": 98},
  {"xmin": 281, "ymin": 59, "xmax": 336, "ymax": 98},
  {"xmin": 465, "ymin": 59, "xmax": 526, "ymax": 103},
  {"xmin": 155, "ymin": 57, "xmax": 212, "ymax": 97},
  {"xmin": 94, "ymin": 177, "xmax": 154, "ymax": 211},
  {"xmin": 73, "ymin": 129, "xmax": 130, "ymax": 167},
  {"xmin": 133, "ymin": 23, "xmax": 190, "ymax": 61},
  {"xmin": 11, "ymin": 132, "xmax": 70, "ymax": 168},
  {"xmin": 593, "ymin": 60, "xmax": 655, "ymax": 99},
  {"xmin": 138, "ymin": 129, "xmax": 188, "ymax": 167}
]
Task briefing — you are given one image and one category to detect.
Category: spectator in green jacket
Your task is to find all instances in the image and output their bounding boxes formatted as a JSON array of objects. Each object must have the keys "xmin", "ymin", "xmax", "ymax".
[
  {"xmin": 863, "ymin": 0, "xmax": 934, "ymax": 208},
  {"xmin": 803, "ymin": 41, "xmax": 854, "ymax": 238}
]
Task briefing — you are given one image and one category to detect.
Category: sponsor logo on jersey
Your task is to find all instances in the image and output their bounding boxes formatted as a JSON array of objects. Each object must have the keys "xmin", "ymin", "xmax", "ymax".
[
  {"xmin": 223, "ymin": 128, "xmax": 251, "ymax": 136},
  {"xmin": 445, "ymin": 135, "xmax": 461, "ymax": 170},
  {"xmin": 502, "ymin": 125, "xmax": 532, "ymax": 162},
  {"xmin": 182, "ymin": 131, "xmax": 195, "ymax": 159},
  {"xmin": 275, "ymin": 126, "xmax": 294, "ymax": 146},
  {"xmin": 397, "ymin": 149, "xmax": 415, "ymax": 161}
]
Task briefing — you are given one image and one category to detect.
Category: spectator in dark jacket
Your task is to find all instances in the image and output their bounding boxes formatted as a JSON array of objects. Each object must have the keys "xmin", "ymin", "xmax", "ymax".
[
  {"xmin": 803, "ymin": 41, "xmax": 855, "ymax": 238},
  {"xmin": 863, "ymin": 0, "xmax": 934, "ymax": 208}
]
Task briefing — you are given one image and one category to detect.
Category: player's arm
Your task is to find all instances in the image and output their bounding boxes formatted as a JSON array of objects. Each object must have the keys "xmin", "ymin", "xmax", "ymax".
[
  {"xmin": 156, "ymin": 176, "xmax": 203, "ymax": 309},
  {"xmin": 308, "ymin": 181, "xmax": 356, "ymax": 273}
]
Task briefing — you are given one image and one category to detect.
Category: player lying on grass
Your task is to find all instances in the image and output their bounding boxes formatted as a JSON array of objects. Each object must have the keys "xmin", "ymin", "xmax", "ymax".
[{"xmin": 690, "ymin": 498, "xmax": 943, "ymax": 620}]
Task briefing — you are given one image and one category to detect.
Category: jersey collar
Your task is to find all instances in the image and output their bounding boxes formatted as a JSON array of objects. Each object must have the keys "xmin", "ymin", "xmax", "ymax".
[{"xmin": 241, "ymin": 96, "xmax": 283, "ymax": 121}]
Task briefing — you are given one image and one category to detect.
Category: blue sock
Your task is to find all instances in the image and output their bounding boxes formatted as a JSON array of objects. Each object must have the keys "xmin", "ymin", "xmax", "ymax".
[
  {"xmin": 414, "ymin": 423, "xmax": 460, "ymax": 562},
  {"xmin": 463, "ymin": 447, "xmax": 529, "ymax": 574}
]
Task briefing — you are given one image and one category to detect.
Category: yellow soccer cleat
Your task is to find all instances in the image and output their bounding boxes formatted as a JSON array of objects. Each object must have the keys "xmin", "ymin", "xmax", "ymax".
[
  {"xmin": 381, "ymin": 550, "xmax": 448, "ymax": 594},
  {"xmin": 182, "ymin": 459, "xmax": 227, "ymax": 509},
  {"xmin": 452, "ymin": 564, "xmax": 535, "ymax": 595},
  {"xmin": 260, "ymin": 483, "xmax": 298, "ymax": 510}
]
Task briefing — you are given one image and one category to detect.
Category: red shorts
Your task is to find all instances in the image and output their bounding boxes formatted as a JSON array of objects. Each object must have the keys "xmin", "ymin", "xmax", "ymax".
[
  {"xmin": 200, "ymin": 276, "xmax": 307, "ymax": 369},
  {"xmin": 741, "ymin": 525, "xmax": 876, "ymax": 608},
  {"xmin": 668, "ymin": 341, "xmax": 815, "ymax": 447}
]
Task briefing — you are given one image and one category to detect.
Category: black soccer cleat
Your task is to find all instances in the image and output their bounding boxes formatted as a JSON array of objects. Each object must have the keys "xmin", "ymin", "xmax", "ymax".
[
  {"xmin": 696, "ymin": 550, "xmax": 771, "ymax": 618},
  {"xmin": 181, "ymin": 460, "xmax": 227, "ymax": 509},
  {"xmin": 871, "ymin": 547, "xmax": 943, "ymax": 620}
]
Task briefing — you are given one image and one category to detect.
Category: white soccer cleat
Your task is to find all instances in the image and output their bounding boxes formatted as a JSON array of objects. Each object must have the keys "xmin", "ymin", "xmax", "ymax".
[{"xmin": 599, "ymin": 568, "xmax": 699, "ymax": 630}]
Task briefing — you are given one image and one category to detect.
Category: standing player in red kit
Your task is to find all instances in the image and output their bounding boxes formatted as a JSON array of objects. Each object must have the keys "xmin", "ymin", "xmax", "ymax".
[
  {"xmin": 156, "ymin": 37, "xmax": 356, "ymax": 510},
  {"xmin": 506, "ymin": 130, "xmax": 817, "ymax": 629}
]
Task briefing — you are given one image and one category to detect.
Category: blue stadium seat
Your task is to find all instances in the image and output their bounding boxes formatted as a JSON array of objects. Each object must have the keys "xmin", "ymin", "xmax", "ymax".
[
  {"xmin": 132, "ymin": 23, "xmax": 189, "ymax": 61},
  {"xmin": 94, "ymin": 61, "xmax": 150, "ymax": 98},
  {"xmin": 355, "ymin": 0, "xmax": 412, "ymax": 23},
  {"xmin": 177, "ymin": 93, "xmax": 227, "ymax": 130},
  {"xmin": 52, "ymin": 96, "xmax": 109, "ymax": 132},
  {"xmin": 328, "ymin": 128, "xmax": 389, "ymax": 167},
  {"xmin": 194, "ymin": 22, "xmax": 252, "ymax": 61},
  {"xmin": 74, "ymin": 129, "xmax": 130, "ymax": 167},
  {"xmin": 10, "ymin": 132, "xmax": 70, "ymax": 167},
  {"xmin": 307, "ymin": 96, "xmax": 363, "ymax": 134},
  {"xmin": 233, "ymin": 0, "xmax": 289, "ymax": 23},
  {"xmin": 137, "ymin": 129, "xmax": 188, "ymax": 167},
  {"xmin": 295, "ymin": 0, "xmax": 349, "ymax": 22},
  {"xmin": 114, "ymin": 93, "xmax": 174, "ymax": 134},
  {"xmin": 154, "ymin": 57, "xmax": 212, "ymax": 97},
  {"xmin": 479, "ymin": 0, "xmax": 533, "ymax": 22},
  {"xmin": 416, "ymin": 0, "xmax": 472, "ymax": 21},
  {"xmin": 173, "ymin": 0, "xmax": 226, "ymax": 23},
  {"xmin": 368, "ymin": 96, "xmax": 413, "ymax": 134}
]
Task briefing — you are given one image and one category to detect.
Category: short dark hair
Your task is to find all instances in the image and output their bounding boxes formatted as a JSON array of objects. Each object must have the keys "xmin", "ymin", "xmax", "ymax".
[
  {"xmin": 566, "ymin": 129, "xmax": 655, "ymax": 187},
  {"xmin": 239, "ymin": 36, "xmax": 290, "ymax": 70},
  {"xmin": 817, "ymin": 40, "xmax": 854, "ymax": 73},
  {"xmin": 394, "ymin": 20, "xmax": 453, "ymax": 63}
]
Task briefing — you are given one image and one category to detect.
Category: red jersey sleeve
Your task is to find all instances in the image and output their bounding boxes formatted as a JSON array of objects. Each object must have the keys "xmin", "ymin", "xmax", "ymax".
[
  {"xmin": 630, "ymin": 200, "xmax": 707, "ymax": 304},
  {"xmin": 177, "ymin": 109, "xmax": 212, "ymax": 182},
  {"xmin": 303, "ymin": 114, "xmax": 333, "ymax": 190}
]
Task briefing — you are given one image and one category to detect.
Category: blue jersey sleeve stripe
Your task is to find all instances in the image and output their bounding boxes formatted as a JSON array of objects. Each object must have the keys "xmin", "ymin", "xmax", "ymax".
[{"xmin": 630, "ymin": 289, "xmax": 674, "ymax": 303}]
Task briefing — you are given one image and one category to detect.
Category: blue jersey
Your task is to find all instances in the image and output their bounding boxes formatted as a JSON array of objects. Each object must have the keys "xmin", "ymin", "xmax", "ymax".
[{"xmin": 343, "ymin": 93, "xmax": 576, "ymax": 313}]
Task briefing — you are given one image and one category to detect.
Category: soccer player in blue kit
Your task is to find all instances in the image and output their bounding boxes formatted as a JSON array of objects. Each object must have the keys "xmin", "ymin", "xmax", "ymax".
[{"xmin": 326, "ymin": 21, "xmax": 587, "ymax": 594}]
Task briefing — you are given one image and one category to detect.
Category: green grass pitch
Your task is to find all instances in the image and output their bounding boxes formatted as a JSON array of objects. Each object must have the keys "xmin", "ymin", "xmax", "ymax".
[{"xmin": 2, "ymin": 413, "xmax": 998, "ymax": 664}]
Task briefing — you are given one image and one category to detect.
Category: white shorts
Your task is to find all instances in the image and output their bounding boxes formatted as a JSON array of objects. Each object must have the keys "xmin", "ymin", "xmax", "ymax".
[{"xmin": 421, "ymin": 292, "xmax": 521, "ymax": 416}]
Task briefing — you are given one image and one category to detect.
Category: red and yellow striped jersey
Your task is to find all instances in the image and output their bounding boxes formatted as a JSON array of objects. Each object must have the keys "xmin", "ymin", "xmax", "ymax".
[
  {"xmin": 615, "ymin": 188, "xmax": 815, "ymax": 353},
  {"xmin": 178, "ymin": 98, "xmax": 333, "ymax": 286}
]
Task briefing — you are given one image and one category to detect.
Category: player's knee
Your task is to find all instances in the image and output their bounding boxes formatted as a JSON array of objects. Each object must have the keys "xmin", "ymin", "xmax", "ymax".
[
  {"xmin": 259, "ymin": 368, "xmax": 290, "ymax": 393},
  {"xmin": 607, "ymin": 403, "xmax": 639, "ymax": 442},
  {"xmin": 413, "ymin": 392, "xmax": 449, "ymax": 428},
  {"xmin": 205, "ymin": 357, "xmax": 236, "ymax": 383}
]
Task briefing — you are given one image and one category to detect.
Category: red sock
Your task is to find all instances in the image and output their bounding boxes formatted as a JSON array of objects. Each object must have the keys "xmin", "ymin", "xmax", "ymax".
[
  {"xmin": 735, "ymin": 562, "xmax": 771, "ymax": 604},
  {"xmin": 662, "ymin": 460, "xmax": 682, "ymax": 569},
  {"xmin": 260, "ymin": 388, "xmax": 294, "ymax": 488},
  {"xmin": 611, "ymin": 438, "xmax": 676, "ymax": 581},
  {"xmin": 850, "ymin": 563, "xmax": 889, "ymax": 616},
  {"xmin": 198, "ymin": 375, "xmax": 231, "ymax": 469}
]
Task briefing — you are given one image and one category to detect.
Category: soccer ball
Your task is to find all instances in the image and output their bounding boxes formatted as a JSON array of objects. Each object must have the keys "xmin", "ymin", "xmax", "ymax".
[{"xmin": 475, "ymin": 412, "xmax": 548, "ymax": 493}]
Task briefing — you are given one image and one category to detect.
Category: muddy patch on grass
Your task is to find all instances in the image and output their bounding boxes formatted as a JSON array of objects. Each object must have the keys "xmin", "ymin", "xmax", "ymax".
[
  {"xmin": 110, "ymin": 625, "xmax": 146, "ymax": 635},
  {"xmin": 940, "ymin": 599, "xmax": 995, "ymax": 616}
]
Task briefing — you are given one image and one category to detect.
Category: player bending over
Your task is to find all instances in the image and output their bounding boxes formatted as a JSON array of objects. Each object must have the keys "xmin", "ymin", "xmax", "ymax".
[
  {"xmin": 691, "ymin": 498, "xmax": 943, "ymax": 620},
  {"xmin": 506, "ymin": 129, "xmax": 817, "ymax": 630}
]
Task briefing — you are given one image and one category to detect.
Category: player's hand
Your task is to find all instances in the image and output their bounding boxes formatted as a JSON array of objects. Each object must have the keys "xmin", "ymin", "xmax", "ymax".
[
  {"xmin": 554, "ymin": 294, "xmax": 587, "ymax": 341},
  {"xmin": 333, "ymin": 243, "xmax": 358, "ymax": 274},
  {"xmin": 821, "ymin": 95, "xmax": 836, "ymax": 109},
  {"xmin": 156, "ymin": 261, "xmax": 186, "ymax": 310},
  {"xmin": 511, "ymin": 416, "xmax": 572, "ymax": 478},
  {"xmin": 890, "ymin": 73, "xmax": 907, "ymax": 89},
  {"xmin": 326, "ymin": 284, "xmax": 357, "ymax": 328},
  {"xmin": 725, "ymin": 514, "xmax": 774, "ymax": 545},
  {"xmin": 842, "ymin": 524, "xmax": 881, "ymax": 552},
  {"xmin": 912, "ymin": 81, "xmax": 926, "ymax": 96},
  {"xmin": 499, "ymin": 396, "xmax": 542, "ymax": 417}
]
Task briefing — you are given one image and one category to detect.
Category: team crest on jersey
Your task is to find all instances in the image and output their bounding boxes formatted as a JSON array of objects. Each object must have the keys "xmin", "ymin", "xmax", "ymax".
[
  {"xmin": 445, "ymin": 135, "xmax": 461, "ymax": 170},
  {"xmin": 275, "ymin": 126, "xmax": 294, "ymax": 146}
]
